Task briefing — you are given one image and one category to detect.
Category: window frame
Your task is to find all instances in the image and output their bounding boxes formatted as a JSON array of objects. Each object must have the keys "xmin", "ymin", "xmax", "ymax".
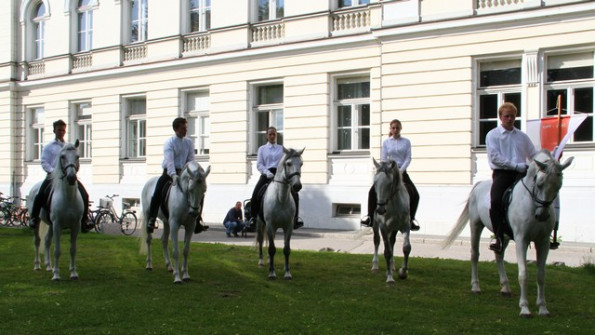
[
  {"xmin": 182, "ymin": 89, "xmax": 211, "ymax": 156},
  {"xmin": 250, "ymin": 81, "xmax": 284, "ymax": 154},
  {"xmin": 30, "ymin": 1, "xmax": 49, "ymax": 60},
  {"xmin": 76, "ymin": 0, "xmax": 97, "ymax": 53},
  {"xmin": 70, "ymin": 101, "xmax": 93, "ymax": 159},
  {"xmin": 337, "ymin": 0, "xmax": 370, "ymax": 9},
  {"xmin": 255, "ymin": 0, "xmax": 284, "ymax": 22},
  {"xmin": 127, "ymin": 0, "xmax": 148, "ymax": 44},
  {"xmin": 543, "ymin": 50, "xmax": 594, "ymax": 145},
  {"xmin": 26, "ymin": 106, "xmax": 45, "ymax": 162},
  {"xmin": 186, "ymin": 0, "xmax": 211, "ymax": 33},
  {"xmin": 122, "ymin": 95, "xmax": 147, "ymax": 159},
  {"xmin": 474, "ymin": 57, "xmax": 523, "ymax": 147},
  {"xmin": 331, "ymin": 74, "xmax": 371, "ymax": 153}
]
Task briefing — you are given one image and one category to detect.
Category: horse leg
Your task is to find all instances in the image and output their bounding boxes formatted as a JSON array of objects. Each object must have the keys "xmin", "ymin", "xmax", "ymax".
[
  {"xmin": 534, "ymin": 239, "xmax": 551, "ymax": 316},
  {"xmin": 145, "ymin": 230, "xmax": 153, "ymax": 270},
  {"xmin": 51, "ymin": 227, "xmax": 61, "ymax": 281},
  {"xmin": 371, "ymin": 225, "xmax": 380, "ymax": 273},
  {"xmin": 44, "ymin": 225, "xmax": 53, "ymax": 272},
  {"xmin": 381, "ymin": 230, "xmax": 395, "ymax": 284},
  {"xmin": 497, "ymin": 239, "xmax": 512, "ymax": 297},
  {"xmin": 283, "ymin": 230, "xmax": 292, "ymax": 280},
  {"xmin": 256, "ymin": 220, "xmax": 265, "ymax": 268},
  {"xmin": 181, "ymin": 226, "xmax": 193, "ymax": 282},
  {"xmin": 469, "ymin": 220, "xmax": 483, "ymax": 293},
  {"xmin": 69, "ymin": 229, "xmax": 79, "ymax": 280},
  {"xmin": 33, "ymin": 227, "xmax": 41, "ymax": 271},
  {"xmin": 515, "ymin": 239, "xmax": 532, "ymax": 317},
  {"xmin": 161, "ymin": 223, "xmax": 173, "ymax": 272},
  {"xmin": 399, "ymin": 230, "xmax": 411, "ymax": 280},
  {"xmin": 267, "ymin": 232, "xmax": 277, "ymax": 280},
  {"xmin": 170, "ymin": 224, "xmax": 182, "ymax": 284}
]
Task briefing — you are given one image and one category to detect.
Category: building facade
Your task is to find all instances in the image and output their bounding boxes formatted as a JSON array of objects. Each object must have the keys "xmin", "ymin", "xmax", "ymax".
[{"xmin": 1, "ymin": 0, "xmax": 594, "ymax": 243}]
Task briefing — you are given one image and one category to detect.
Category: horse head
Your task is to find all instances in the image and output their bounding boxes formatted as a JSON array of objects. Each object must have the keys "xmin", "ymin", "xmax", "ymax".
[
  {"xmin": 278, "ymin": 147, "xmax": 304, "ymax": 193},
  {"xmin": 373, "ymin": 158, "xmax": 400, "ymax": 216},
  {"xmin": 527, "ymin": 149, "xmax": 573, "ymax": 221},
  {"xmin": 179, "ymin": 161, "xmax": 210, "ymax": 217},
  {"xmin": 53, "ymin": 140, "xmax": 80, "ymax": 186}
]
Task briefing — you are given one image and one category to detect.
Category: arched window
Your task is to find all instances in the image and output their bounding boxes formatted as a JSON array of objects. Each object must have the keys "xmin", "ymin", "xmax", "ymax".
[
  {"xmin": 32, "ymin": 1, "xmax": 47, "ymax": 59},
  {"xmin": 77, "ymin": 0, "xmax": 94, "ymax": 52}
]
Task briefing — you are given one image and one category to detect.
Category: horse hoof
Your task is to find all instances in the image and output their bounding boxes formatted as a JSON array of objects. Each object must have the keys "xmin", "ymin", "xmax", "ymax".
[
  {"xmin": 398, "ymin": 269, "xmax": 407, "ymax": 280},
  {"xmin": 472, "ymin": 290, "xmax": 482, "ymax": 295},
  {"xmin": 146, "ymin": 267, "xmax": 153, "ymax": 271},
  {"xmin": 183, "ymin": 278, "xmax": 191, "ymax": 282},
  {"xmin": 71, "ymin": 276, "xmax": 79, "ymax": 280},
  {"xmin": 174, "ymin": 280, "xmax": 182, "ymax": 284},
  {"xmin": 501, "ymin": 291, "xmax": 512, "ymax": 298},
  {"xmin": 520, "ymin": 312, "xmax": 532, "ymax": 318}
]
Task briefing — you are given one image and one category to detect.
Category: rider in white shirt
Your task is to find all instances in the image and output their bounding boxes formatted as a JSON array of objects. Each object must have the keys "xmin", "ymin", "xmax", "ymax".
[
  {"xmin": 29, "ymin": 119, "xmax": 92, "ymax": 232},
  {"xmin": 146, "ymin": 117, "xmax": 209, "ymax": 234}
]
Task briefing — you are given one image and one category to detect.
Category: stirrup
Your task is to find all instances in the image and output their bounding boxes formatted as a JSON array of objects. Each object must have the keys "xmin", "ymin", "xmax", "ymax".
[
  {"xmin": 550, "ymin": 241, "xmax": 560, "ymax": 250},
  {"xmin": 360, "ymin": 216, "xmax": 371, "ymax": 227}
]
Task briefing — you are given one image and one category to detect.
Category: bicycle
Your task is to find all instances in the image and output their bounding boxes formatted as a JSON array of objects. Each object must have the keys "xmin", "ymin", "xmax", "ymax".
[
  {"xmin": 0, "ymin": 193, "xmax": 17, "ymax": 226},
  {"xmin": 14, "ymin": 198, "xmax": 30, "ymax": 227},
  {"xmin": 94, "ymin": 194, "xmax": 138, "ymax": 235}
]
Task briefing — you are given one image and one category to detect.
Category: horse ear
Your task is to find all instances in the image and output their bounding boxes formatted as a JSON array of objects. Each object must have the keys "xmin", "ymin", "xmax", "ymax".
[
  {"xmin": 298, "ymin": 147, "xmax": 305, "ymax": 155},
  {"xmin": 74, "ymin": 139, "xmax": 80, "ymax": 148},
  {"xmin": 560, "ymin": 156, "xmax": 574, "ymax": 170},
  {"xmin": 204, "ymin": 165, "xmax": 211, "ymax": 177},
  {"xmin": 373, "ymin": 158, "xmax": 381, "ymax": 169},
  {"xmin": 283, "ymin": 146, "xmax": 289, "ymax": 154},
  {"xmin": 535, "ymin": 159, "xmax": 547, "ymax": 171}
]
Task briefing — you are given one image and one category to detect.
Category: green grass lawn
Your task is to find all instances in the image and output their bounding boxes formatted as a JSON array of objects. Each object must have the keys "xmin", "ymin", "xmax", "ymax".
[{"xmin": 1, "ymin": 227, "xmax": 593, "ymax": 334}]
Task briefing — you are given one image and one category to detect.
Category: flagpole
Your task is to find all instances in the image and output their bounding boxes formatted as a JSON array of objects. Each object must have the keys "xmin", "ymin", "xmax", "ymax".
[{"xmin": 556, "ymin": 95, "xmax": 562, "ymax": 145}]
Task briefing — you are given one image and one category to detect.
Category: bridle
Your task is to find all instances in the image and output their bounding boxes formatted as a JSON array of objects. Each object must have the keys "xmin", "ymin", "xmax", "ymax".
[{"xmin": 520, "ymin": 165, "xmax": 560, "ymax": 211}]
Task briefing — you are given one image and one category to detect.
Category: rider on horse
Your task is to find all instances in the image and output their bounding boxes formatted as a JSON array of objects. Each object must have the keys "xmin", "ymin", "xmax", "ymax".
[
  {"xmin": 486, "ymin": 102, "xmax": 537, "ymax": 253},
  {"xmin": 145, "ymin": 117, "xmax": 209, "ymax": 234},
  {"xmin": 249, "ymin": 126, "xmax": 303, "ymax": 230},
  {"xmin": 29, "ymin": 119, "xmax": 92, "ymax": 233}
]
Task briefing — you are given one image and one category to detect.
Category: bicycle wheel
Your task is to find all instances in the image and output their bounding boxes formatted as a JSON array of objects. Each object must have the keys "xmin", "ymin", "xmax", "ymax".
[
  {"xmin": 95, "ymin": 212, "xmax": 111, "ymax": 233},
  {"xmin": 120, "ymin": 212, "xmax": 137, "ymax": 235},
  {"xmin": 1, "ymin": 208, "xmax": 13, "ymax": 226},
  {"xmin": 18, "ymin": 208, "xmax": 29, "ymax": 227}
]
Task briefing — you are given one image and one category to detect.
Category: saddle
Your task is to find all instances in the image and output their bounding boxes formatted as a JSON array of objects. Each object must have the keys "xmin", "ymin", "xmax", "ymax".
[{"xmin": 252, "ymin": 181, "xmax": 272, "ymax": 222}]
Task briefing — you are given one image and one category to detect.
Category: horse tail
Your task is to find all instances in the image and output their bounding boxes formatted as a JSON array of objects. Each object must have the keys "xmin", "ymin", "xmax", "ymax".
[
  {"xmin": 139, "ymin": 216, "xmax": 148, "ymax": 255},
  {"xmin": 442, "ymin": 195, "xmax": 471, "ymax": 249}
]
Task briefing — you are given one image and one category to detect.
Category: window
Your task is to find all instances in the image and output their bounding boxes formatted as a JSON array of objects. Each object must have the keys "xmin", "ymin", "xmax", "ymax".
[
  {"xmin": 257, "ymin": 0, "xmax": 284, "ymax": 21},
  {"xmin": 184, "ymin": 91, "xmax": 210, "ymax": 155},
  {"xmin": 252, "ymin": 83, "xmax": 284, "ymax": 152},
  {"xmin": 333, "ymin": 76, "xmax": 370, "ymax": 152},
  {"xmin": 32, "ymin": 1, "xmax": 47, "ymax": 59},
  {"xmin": 545, "ymin": 52, "xmax": 594, "ymax": 143},
  {"xmin": 71, "ymin": 102, "xmax": 92, "ymax": 159},
  {"xmin": 27, "ymin": 107, "xmax": 45, "ymax": 161},
  {"xmin": 338, "ymin": 0, "xmax": 370, "ymax": 8},
  {"xmin": 77, "ymin": 0, "xmax": 94, "ymax": 52},
  {"xmin": 124, "ymin": 97, "xmax": 146, "ymax": 158},
  {"xmin": 334, "ymin": 203, "xmax": 361, "ymax": 217},
  {"xmin": 130, "ymin": 0, "xmax": 148, "ymax": 43},
  {"xmin": 189, "ymin": 0, "xmax": 211, "ymax": 32},
  {"xmin": 476, "ymin": 59, "xmax": 522, "ymax": 146}
]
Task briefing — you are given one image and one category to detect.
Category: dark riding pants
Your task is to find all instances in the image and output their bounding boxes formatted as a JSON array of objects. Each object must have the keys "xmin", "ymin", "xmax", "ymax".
[
  {"xmin": 250, "ymin": 168, "xmax": 299, "ymax": 222},
  {"xmin": 489, "ymin": 169, "xmax": 523, "ymax": 240},
  {"xmin": 31, "ymin": 173, "xmax": 89, "ymax": 223},
  {"xmin": 149, "ymin": 169, "xmax": 204, "ymax": 222}
]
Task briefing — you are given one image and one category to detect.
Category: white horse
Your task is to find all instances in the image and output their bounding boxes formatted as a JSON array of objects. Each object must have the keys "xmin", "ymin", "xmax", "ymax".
[
  {"xmin": 443, "ymin": 149, "xmax": 573, "ymax": 317},
  {"xmin": 29, "ymin": 140, "xmax": 85, "ymax": 281},
  {"xmin": 371, "ymin": 159, "xmax": 411, "ymax": 283},
  {"xmin": 256, "ymin": 147, "xmax": 304, "ymax": 280},
  {"xmin": 140, "ymin": 161, "xmax": 210, "ymax": 283}
]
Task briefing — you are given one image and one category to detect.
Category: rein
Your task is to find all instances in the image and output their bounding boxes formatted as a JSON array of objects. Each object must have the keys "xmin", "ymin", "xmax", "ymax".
[{"xmin": 274, "ymin": 171, "xmax": 301, "ymax": 185}]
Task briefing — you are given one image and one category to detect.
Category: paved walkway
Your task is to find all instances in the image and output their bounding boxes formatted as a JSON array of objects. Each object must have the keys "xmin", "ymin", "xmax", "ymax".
[{"xmin": 145, "ymin": 224, "xmax": 594, "ymax": 268}]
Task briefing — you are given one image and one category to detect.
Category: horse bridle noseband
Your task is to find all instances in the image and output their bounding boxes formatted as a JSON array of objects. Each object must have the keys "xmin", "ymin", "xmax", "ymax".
[
  {"xmin": 520, "ymin": 171, "xmax": 558, "ymax": 210},
  {"xmin": 274, "ymin": 171, "xmax": 301, "ymax": 185}
]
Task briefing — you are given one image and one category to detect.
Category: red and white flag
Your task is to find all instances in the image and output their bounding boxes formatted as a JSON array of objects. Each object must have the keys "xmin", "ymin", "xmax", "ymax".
[{"xmin": 526, "ymin": 114, "xmax": 587, "ymax": 160}]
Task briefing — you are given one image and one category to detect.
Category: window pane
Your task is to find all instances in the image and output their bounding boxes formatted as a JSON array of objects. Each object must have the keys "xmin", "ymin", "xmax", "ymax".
[
  {"xmin": 504, "ymin": 93, "xmax": 521, "ymax": 117},
  {"xmin": 546, "ymin": 89, "xmax": 567, "ymax": 116},
  {"xmin": 358, "ymin": 104, "xmax": 370, "ymax": 126},
  {"xmin": 338, "ymin": 81, "xmax": 370, "ymax": 99},
  {"xmin": 480, "ymin": 62, "xmax": 521, "ymax": 87},
  {"xmin": 258, "ymin": 0, "xmax": 269, "ymax": 21},
  {"xmin": 547, "ymin": 53, "xmax": 594, "ymax": 82},
  {"xmin": 337, "ymin": 106, "xmax": 351, "ymax": 127},
  {"xmin": 139, "ymin": 120, "xmax": 146, "ymax": 157},
  {"xmin": 574, "ymin": 87, "xmax": 593, "ymax": 142},
  {"xmin": 258, "ymin": 85, "xmax": 283, "ymax": 104},
  {"xmin": 479, "ymin": 121, "xmax": 497, "ymax": 146},
  {"xmin": 337, "ymin": 129, "xmax": 351, "ymax": 150},
  {"xmin": 479, "ymin": 94, "xmax": 498, "ymax": 119},
  {"xmin": 276, "ymin": 0, "xmax": 284, "ymax": 18}
]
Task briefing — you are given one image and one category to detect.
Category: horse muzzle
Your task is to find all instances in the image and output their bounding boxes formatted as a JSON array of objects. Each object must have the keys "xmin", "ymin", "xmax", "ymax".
[
  {"xmin": 292, "ymin": 182, "xmax": 302, "ymax": 193},
  {"xmin": 535, "ymin": 207, "xmax": 550, "ymax": 222},
  {"xmin": 65, "ymin": 173, "xmax": 78, "ymax": 186},
  {"xmin": 376, "ymin": 204, "xmax": 386, "ymax": 215}
]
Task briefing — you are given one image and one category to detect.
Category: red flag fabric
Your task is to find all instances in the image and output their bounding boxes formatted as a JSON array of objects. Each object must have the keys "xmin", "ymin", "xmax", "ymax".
[{"xmin": 539, "ymin": 116, "xmax": 570, "ymax": 152}]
